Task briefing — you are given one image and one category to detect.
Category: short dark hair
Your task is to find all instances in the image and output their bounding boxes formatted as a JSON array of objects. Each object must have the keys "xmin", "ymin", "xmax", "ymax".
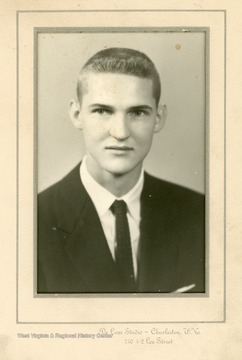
[{"xmin": 77, "ymin": 47, "xmax": 161, "ymax": 106}]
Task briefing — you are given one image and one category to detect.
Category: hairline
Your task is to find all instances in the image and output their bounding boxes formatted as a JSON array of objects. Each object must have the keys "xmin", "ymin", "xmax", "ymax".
[{"xmin": 77, "ymin": 69, "xmax": 161, "ymax": 107}]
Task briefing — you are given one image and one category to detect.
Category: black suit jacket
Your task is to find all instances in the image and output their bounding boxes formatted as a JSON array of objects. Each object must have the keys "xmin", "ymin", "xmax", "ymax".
[{"xmin": 37, "ymin": 164, "xmax": 205, "ymax": 294}]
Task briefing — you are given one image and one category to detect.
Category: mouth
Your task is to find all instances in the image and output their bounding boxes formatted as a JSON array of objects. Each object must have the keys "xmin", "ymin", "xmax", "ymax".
[{"xmin": 105, "ymin": 146, "xmax": 133, "ymax": 151}]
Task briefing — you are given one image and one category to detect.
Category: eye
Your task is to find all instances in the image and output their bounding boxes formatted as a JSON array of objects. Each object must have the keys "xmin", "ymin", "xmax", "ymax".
[
  {"xmin": 92, "ymin": 108, "xmax": 111, "ymax": 115},
  {"xmin": 130, "ymin": 110, "xmax": 147, "ymax": 117},
  {"xmin": 134, "ymin": 110, "xmax": 144, "ymax": 116}
]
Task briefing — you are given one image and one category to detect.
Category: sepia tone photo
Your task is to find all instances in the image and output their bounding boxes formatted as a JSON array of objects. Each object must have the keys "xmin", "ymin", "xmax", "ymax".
[
  {"xmin": 37, "ymin": 31, "xmax": 206, "ymax": 294},
  {"xmin": 4, "ymin": 3, "xmax": 240, "ymax": 359}
]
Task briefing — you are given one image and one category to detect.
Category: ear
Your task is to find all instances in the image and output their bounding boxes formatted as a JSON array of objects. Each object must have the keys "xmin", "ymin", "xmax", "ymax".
[
  {"xmin": 153, "ymin": 104, "xmax": 167, "ymax": 133},
  {"xmin": 69, "ymin": 99, "xmax": 83, "ymax": 129}
]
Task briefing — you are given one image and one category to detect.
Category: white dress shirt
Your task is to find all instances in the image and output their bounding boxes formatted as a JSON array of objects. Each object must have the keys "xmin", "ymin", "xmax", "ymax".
[{"xmin": 80, "ymin": 156, "xmax": 144, "ymax": 278}]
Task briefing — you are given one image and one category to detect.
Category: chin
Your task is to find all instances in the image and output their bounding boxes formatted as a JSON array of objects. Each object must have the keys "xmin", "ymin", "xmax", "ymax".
[
  {"xmin": 106, "ymin": 167, "xmax": 132, "ymax": 176},
  {"xmin": 104, "ymin": 162, "xmax": 141, "ymax": 177}
]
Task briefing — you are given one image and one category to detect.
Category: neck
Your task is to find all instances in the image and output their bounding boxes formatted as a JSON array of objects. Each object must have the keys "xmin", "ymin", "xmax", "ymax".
[{"xmin": 86, "ymin": 158, "xmax": 142, "ymax": 197}]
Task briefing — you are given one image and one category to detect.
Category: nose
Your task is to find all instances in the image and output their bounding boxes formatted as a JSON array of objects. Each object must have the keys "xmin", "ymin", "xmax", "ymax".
[{"xmin": 108, "ymin": 113, "xmax": 130, "ymax": 140}]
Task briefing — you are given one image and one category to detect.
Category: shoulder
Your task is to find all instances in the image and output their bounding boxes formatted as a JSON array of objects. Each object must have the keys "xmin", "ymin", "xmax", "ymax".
[
  {"xmin": 142, "ymin": 172, "xmax": 205, "ymax": 225},
  {"xmin": 38, "ymin": 162, "xmax": 86, "ymax": 225},
  {"xmin": 143, "ymin": 172, "xmax": 204, "ymax": 203},
  {"xmin": 38, "ymin": 163, "xmax": 81, "ymax": 203}
]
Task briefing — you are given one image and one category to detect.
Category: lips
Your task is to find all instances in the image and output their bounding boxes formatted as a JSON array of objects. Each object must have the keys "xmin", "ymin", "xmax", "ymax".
[{"xmin": 106, "ymin": 146, "xmax": 133, "ymax": 151}]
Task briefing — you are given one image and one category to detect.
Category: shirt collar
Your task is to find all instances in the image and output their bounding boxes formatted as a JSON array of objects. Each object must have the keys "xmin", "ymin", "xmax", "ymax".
[{"xmin": 80, "ymin": 156, "xmax": 144, "ymax": 221}]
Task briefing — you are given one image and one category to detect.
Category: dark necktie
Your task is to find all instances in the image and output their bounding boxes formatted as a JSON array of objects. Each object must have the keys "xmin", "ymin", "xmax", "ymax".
[{"xmin": 111, "ymin": 200, "xmax": 136, "ymax": 292}]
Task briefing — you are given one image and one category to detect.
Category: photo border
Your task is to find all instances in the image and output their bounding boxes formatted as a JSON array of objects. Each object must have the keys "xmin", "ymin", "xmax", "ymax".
[{"xmin": 16, "ymin": 9, "xmax": 226, "ymax": 324}]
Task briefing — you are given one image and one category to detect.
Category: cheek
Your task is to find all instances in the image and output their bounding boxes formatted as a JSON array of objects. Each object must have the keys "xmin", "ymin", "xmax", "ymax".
[
  {"xmin": 84, "ymin": 119, "xmax": 108, "ymax": 136},
  {"xmin": 133, "ymin": 127, "xmax": 155, "ymax": 146},
  {"xmin": 82, "ymin": 123, "xmax": 103, "ymax": 142}
]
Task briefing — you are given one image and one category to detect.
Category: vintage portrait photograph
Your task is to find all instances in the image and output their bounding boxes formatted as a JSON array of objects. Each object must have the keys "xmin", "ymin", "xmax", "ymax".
[
  {"xmin": 3, "ymin": 2, "xmax": 241, "ymax": 359},
  {"xmin": 36, "ymin": 30, "xmax": 206, "ymax": 295}
]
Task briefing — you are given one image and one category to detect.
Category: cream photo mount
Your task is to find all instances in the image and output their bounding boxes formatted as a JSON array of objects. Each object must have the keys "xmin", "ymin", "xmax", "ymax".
[{"xmin": 17, "ymin": 10, "xmax": 225, "ymax": 323}]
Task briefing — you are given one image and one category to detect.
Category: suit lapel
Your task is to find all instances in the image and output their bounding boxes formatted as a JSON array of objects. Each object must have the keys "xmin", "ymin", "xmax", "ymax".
[
  {"xmin": 64, "ymin": 199, "xmax": 123, "ymax": 292},
  {"xmin": 138, "ymin": 174, "xmax": 179, "ymax": 292},
  {"xmin": 55, "ymin": 163, "xmax": 122, "ymax": 292}
]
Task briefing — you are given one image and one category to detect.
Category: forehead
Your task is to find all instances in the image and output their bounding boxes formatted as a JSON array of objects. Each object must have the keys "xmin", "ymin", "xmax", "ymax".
[{"xmin": 80, "ymin": 72, "xmax": 155, "ymax": 106}]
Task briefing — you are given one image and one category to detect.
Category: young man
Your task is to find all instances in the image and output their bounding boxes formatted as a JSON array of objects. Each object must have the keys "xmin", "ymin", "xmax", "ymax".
[{"xmin": 38, "ymin": 48, "xmax": 205, "ymax": 294}]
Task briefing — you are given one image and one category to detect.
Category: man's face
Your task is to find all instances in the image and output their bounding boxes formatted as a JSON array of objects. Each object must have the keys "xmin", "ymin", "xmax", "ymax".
[{"xmin": 71, "ymin": 72, "xmax": 164, "ymax": 182}]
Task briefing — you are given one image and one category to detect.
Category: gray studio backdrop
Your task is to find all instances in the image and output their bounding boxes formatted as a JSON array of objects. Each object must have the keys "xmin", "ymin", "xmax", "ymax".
[{"xmin": 37, "ymin": 31, "xmax": 205, "ymax": 194}]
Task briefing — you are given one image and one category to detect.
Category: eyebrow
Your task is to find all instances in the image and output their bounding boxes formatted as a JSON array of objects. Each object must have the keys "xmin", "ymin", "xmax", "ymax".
[
  {"xmin": 128, "ymin": 105, "xmax": 153, "ymax": 112},
  {"xmin": 89, "ymin": 104, "xmax": 153, "ymax": 111},
  {"xmin": 89, "ymin": 104, "xmax": 114, "ymax": 110}
]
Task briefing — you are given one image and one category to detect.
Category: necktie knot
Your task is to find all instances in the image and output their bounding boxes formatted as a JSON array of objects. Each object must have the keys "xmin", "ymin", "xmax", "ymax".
[{"xmin": 111, "ymin": 199, "xmax": 127, "ymax": 215}]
